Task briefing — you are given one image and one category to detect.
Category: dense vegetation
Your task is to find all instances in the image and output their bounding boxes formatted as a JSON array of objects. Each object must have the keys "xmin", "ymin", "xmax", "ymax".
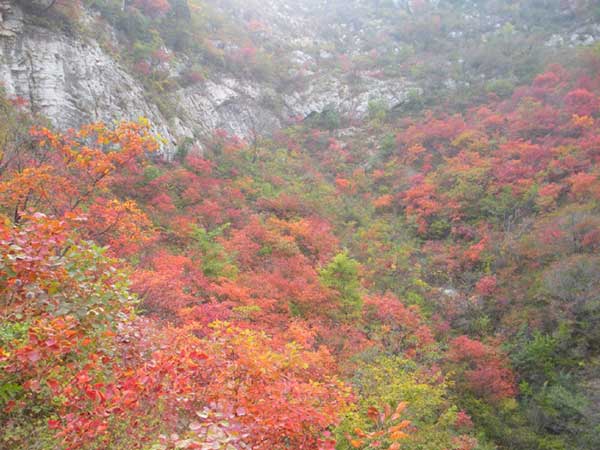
[{"xmin": 2, "ymin": 1, "xmax": 600, "ymax": 449}]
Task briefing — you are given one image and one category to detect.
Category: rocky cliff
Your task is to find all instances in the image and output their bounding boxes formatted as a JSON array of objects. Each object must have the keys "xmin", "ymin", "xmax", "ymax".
[
  {"xmin": 0, "ymin": 0, "xmax": 415, "ymax": 154},
  {"xmin": 1, "ymin": 0, "xmax": 598, "ymax": 156}
]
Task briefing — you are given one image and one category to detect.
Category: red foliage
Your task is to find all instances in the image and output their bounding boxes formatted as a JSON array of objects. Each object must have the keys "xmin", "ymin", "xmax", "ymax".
[
  {"xmin": 133, "ymin": 60, "xmax": 152, "ymax": 76},
  {"xmin": 132, "ymin": 250, "xmax": 209, "ymax": 317},
  {"xmin": 448, "ymin": 336, "xmax": 517, "ymax": 402},
  {"xmin": 131, "ymin": 0, "xmax": 171, "ymax": 17},
  {"xmin": 182, "ymin": 69, "xmax": 205, "ymax": 85},
  {"xmin": 568, "ymin": 171, "xmax": 600, "ymax": 200},
  {"xmin": 475, "ymin": 275, "xmax": 498, "ymax": 297},
  {"xmin": 9, "ymin": 57, "xmax": 600, "ymax": 448},
  {"xmin": 564, "ymin": 88, "xmax": 599, "ymax": 116},
  {"xmin": 455, "ymin": 410, "xmax": 474, "ymax": 430}
]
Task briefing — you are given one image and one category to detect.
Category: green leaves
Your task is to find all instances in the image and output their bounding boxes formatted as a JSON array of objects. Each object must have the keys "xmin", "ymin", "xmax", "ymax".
[
  {"xmin": 320, "ymin": 252, "xmax": 363, "ymax": 320},
  {"xmin": 0, "ymin": 382, "xmax": 23, "ymax": 405},
  {"xmin": 190, "ymin": 224, "xmax": 238, "ymax": 278}
]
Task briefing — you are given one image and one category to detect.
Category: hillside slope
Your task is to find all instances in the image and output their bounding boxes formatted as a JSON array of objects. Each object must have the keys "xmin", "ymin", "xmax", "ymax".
[
  {"xmin": 1, "ymin": 1, "xmax": 600, "ymax": 450},
  {"xmin": 1, "ymin": 0, "xmax": 599, "ymax": 151}
]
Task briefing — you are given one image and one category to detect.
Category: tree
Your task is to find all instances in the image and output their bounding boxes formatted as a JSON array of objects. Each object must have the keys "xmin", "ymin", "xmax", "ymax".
[
  {"xmin": 448, "ymin": 336, "xmax": 517, "ymax": 403},
  {"xmin": 320, "ymin": 252, "xmax": 363, "ymax": 320},
  {"xmin": 336, "ymin": 355, "xmax": 478, "ymax": 450},
  {"xmin": 0, "ymin": 120, "xmax": 157, "ymax": 226}
]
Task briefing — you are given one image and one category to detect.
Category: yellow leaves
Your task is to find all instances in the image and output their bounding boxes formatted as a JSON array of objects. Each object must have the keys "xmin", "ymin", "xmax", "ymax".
[
  {"xmin": 403, "ymin": 143, "xmax": 426, "ymax": 164},
  {"xmin": 412, "ymin": 278, "xmax": 429, "ymax": 289},
  {"xmin": 450, "ymin": 129, "xmax": 488, "ymax": 152},
  {"xmin": 137, "ymin": 116, "xmax": 151, "ymax": 128},
  {"xmin": 350, "ymin": 439, "xmax": 364, "ymax": 448},
  {"xmin": 571, "ymin": 113, "xmax": 594, "ymax": 129},
  {"xmin": 0, "ymin": 347, "xmax": 10, "ymax": 360}
]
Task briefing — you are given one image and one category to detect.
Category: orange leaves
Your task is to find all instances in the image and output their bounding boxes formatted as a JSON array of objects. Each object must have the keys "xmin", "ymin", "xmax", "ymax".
[
  {"xmin": 367, "ymin": 405, "xmax": 381, "ymax": 422},
  {"xmin": 346, "ymin": 402, "xmax": 412, "ymax": 449},
  {"xmin": 335, "ymin": 177, "xmax": 353, "ymax": 192},
  {"xmin": 0, "ymin": 165, "xmax": 69, "ymax": 222},
  {"xmin": 462, "ymin": 236, "xmax": 489, "ymax": 266},
  {"xmin": 568, "ymin": 171, "xmax": 600, "ymax": 201},
  {"xmin": 0, "ymin": 213, "xmax": 69, "ymax": 302},
  {"xmin": 392, "ymin": 401, "xmax": 408, "ymax": 419},
  {"xmin": 0, "ymin": 109, "xmax": 348, "ymax": 449},
  {"xmin": 266, "ymin": 216, "xmax": 338, "ymax": 264},
  {"xmin": 187, "ymin": 322, "xmax": 352, "ymax": 450},
  {"xmin": 350, "ymin": 439, "xmax": 364, "ymax": 448},
  {"xmin": 1, "ymin": 121, "xmax": 158, "ymax": 243},
  {"xmin": 189, "ymin": 350, "xmax": 209, "ymax": 361},
  {"xmin": 82, "ymin": 198, "xmax": 156, "ymax": 256},
  {"xmin": 353, "ymin": 427, "xmax": 368, "ymax": 438},
  {"xmin": 390, "ymin": 430, "xmax": 410, "ymax": 441},
  {"xmin": 402, "ymin": 143, "xmax": 426, "ymax": 165},
  {"xmin": 373, "ymin": 194, "xmax": 394, "ymax": 210}
]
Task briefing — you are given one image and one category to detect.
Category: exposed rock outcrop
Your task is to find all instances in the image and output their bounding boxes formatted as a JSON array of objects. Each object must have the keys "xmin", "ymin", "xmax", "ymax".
[
  {"xmin": 0, "ymin": 1, "xmax": 415, "ymax": 155},
  {"xmin": 0, "ymin": 0, "xmax": 23, "ymax": 37},
  {"xmin": 0, "ymin": 2, "xmax": 177, "ymax": 145}
]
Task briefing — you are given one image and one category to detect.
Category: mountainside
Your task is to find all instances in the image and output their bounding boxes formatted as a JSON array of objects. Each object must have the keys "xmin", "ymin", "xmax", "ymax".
[
  {"xmin": 1, "ymin": 0, "xmax": 418, "ymax": 151},
  {"xmin": 2, "ymin": 1, "xmax": 600, "ymax": 450},
  {"xmin": 1, "ymin": 0, "xmax": 599, "ymax": 151}
]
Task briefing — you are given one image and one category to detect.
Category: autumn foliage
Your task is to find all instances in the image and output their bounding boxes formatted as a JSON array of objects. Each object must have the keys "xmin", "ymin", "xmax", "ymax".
[
  {"xmin": 3, "ymin": 47, "xmax": 600, "ymax": 449},
  {"xmin": 0, "ymin": 120, "xmax": 353, "ymax": 449}
]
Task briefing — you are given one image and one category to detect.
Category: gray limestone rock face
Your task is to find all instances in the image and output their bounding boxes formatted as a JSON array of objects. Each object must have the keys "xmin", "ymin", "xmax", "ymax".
[
  {"xmin": 0, "ymin": 0, "xmax": 23, "ymax": 37},
  {"xmin": 1, "ymin": 0, "xmax": 599, "ymax": 158},
  {"xmin": 171, "ymin": 72, "xmax": 417, "ymax": 142},
  {"xmin": 282, "ymin": 73, "xmax": 416, "ymax": 120},
  {"xmin": 0, "ymin": 10, "xmax": 176, "ymax": 150},
  {"xmin": 0, "ymin": 1, "xmax": 416, "ymax": 156},
  {"xmin": 174, "ymin": 77, "xmax": 282, "ymax": 141}
]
